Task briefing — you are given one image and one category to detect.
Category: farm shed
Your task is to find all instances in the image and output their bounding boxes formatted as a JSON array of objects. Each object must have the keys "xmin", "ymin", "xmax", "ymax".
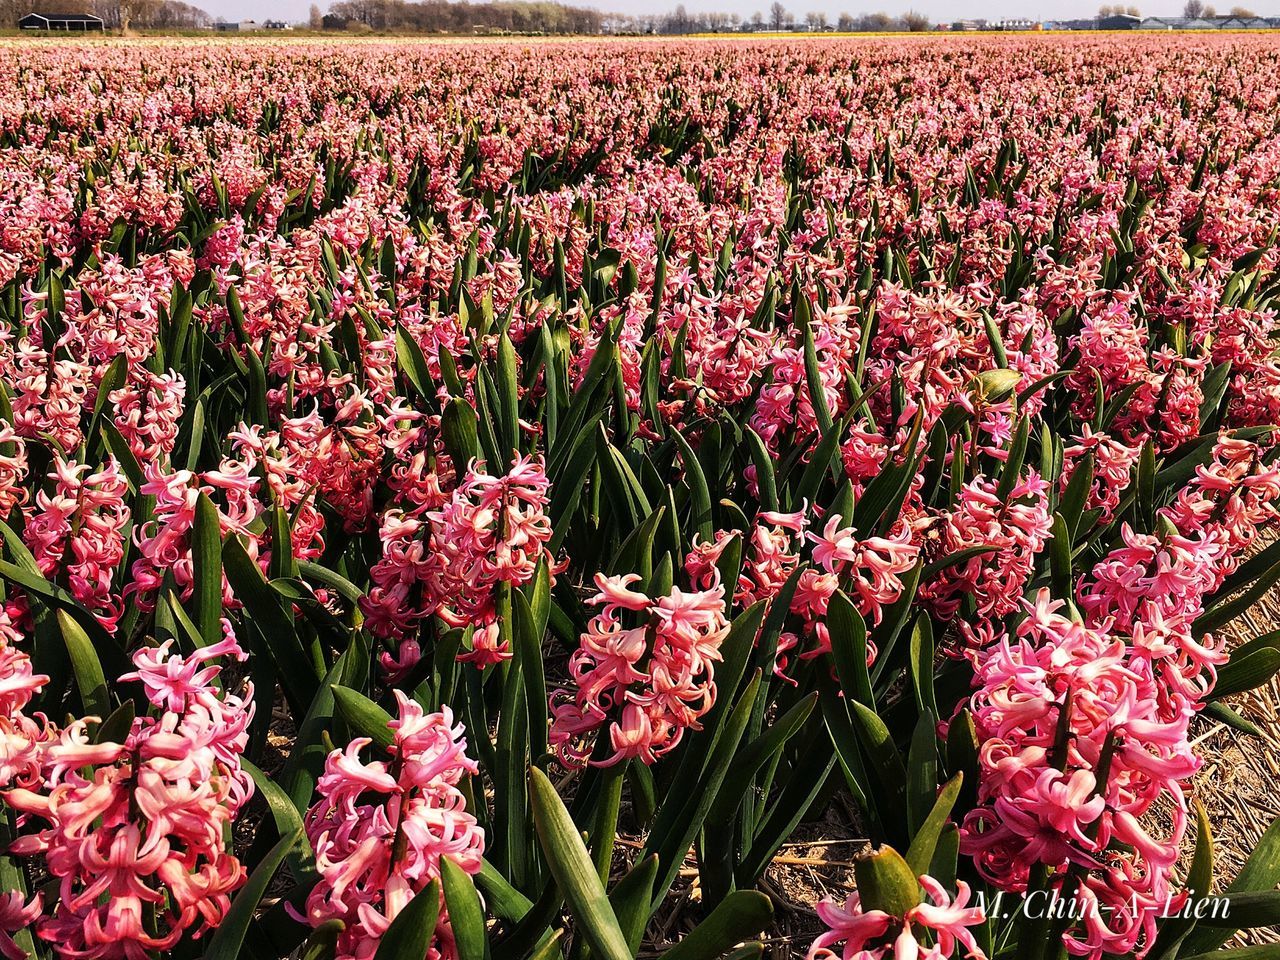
[{"xmin": 18, "ymin": 11, "xmax": 105, "ymax": 29}]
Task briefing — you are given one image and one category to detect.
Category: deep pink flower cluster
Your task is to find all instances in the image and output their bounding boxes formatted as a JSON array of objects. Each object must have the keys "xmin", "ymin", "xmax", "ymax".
[
  {"xmin": 922, "ymin": 473, "xmax": 1052, "ymax": 620},
  {"xmin": 3, "ymin": 627, "xmax": 253, "ymax": 959},
  {"xmin": 550, "ymin": 571, "xmax": 731, "ymax": 767},
  {"xmin": 363, "ymin": 455, "xmax": 555, "ymax": 669},
  {"xmin": 297, "ymin": 692, "xmax": 485, "ymax": 960},
  {"xmin": 795, "ymin": 515, "xmax": 919, "ymax": 662},
  {"xmin": 24, "ymin": 457, "xmax": 130, "ymax": 630}
]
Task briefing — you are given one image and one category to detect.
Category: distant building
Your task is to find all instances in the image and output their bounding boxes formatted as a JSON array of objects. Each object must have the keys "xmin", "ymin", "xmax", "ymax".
[
  {"xmin": 1044, "ymin": 18, "xmax": 1099, "ymax": 29},
  {"xmin": 991, "ymin": 17, "xmax": 1039, "ymax": 29},
  {"xmin": 215, "ymin": 18, "xmax": 279, "ymax": 31},
  {"xmin": 1136, "ymin": 14, "xmax": 1280, "ymax": 29},
  {"xmin": 18, "ymin": 11, "xmax": 104, "ymax": 30},
  {"xmin": 951, "ymin": 18, "xmax": 987, "ymax": 30},
  {"xmin": 1097, "ymin": 13, "xmax": 1141, "ymax": 29}
]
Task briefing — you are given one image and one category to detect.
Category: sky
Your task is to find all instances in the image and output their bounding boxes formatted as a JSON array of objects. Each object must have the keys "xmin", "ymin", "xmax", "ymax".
[{"xmin": 200, "ymin": 0, "xmax": 1205, "ymax": 29}]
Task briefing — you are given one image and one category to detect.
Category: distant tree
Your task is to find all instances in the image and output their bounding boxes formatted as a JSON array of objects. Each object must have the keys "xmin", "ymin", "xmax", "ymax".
[
  {"xmin": 1203, "ymin": 4, "xmax": 1216, "ymax": 14},
  {"xmin": 1125, "ymin": 5, "xmax": 1139, "ymax": 14},
  {"xmin": 837, "ymin": 11, "xmax": 854, "ymax": 29},
  {"xmin": 1097, "ymin": 4, "xmax": 1113, "ymax": 15},
  {"xmin": 900, "ymin": 9, "xmax": 929, "ymax": 29},
  {"xmin": 1229, "ymin": 5, "xmax": 1255, "ymax": 14},
  {"xmin": 1183, "ymin": 0, "xmax": 1202, "ymax": 15},
  {"xmin": 309, "ymin": 3, "xmax": 323, "ymax": 27},
  {"xmin": 769, "ymin": 1, "xmax": 787, "ymax": 28},
  {"xmin": 805, "ymin": 10, "xmax": 826, "ymax": 29}
]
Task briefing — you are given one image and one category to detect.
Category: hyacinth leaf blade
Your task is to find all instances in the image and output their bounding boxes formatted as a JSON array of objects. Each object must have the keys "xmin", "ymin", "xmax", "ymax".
[
  {"xmin": 223, "ymin": 533, "xmax": 318, "ymax": 715},
  {"xmin": 192, "ymin": 490, "xmax": 223, "ymax": 645},
  {"xmin": 656, "ymin": 891, "xmax": 772, "ymax": 960},
  {"xmin": 299, "ymin": 920, "xmax": 344, "ymax": 960},
  {"xmin": 1180, "ymin": 815, "xmax": 1280, "ymax": 956},
  {"xmin": 607, "ymin": 853, "xmax": 658, "ymax": 952},
  {"xmin": 373, "ymin": 878, "xmax": 441, "ymax": 960},
  {"xmin": 646, "ymin": 671, "xmax": 762, "ymax": 908},
  {"xmin": 1151, "ymin": 800, "xmax": 1213, "ymax": 960},
  {"xmin": 241, "ymin": 757, "xmax": 318, "ymax": 885},
  {"xmin": 905, "ymin": 773, "xmax": 963, "ymax": 876},
  {"xmin": 56, "ymin": 609, "xmax": 109, "ymax": 718},
  {"xmin": 528, "ymin": 765, "xmax": 632, "ymax": 960},
  {"xmin": 330, "ymin": 683, "xmax": 396, "ymax": 750},
  {"xmin": 442, "ymin": 857, "xmax": 490, "ymax": 960},
  {"xmin": 205, "ymin": 828, "xmax": 305, "ymax": 960}
]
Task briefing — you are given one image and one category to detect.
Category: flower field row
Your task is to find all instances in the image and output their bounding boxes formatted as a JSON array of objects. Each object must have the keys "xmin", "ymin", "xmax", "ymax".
[{"xmin": 2, "ymin": 34, "xmax": 1280, "ymax": 960}]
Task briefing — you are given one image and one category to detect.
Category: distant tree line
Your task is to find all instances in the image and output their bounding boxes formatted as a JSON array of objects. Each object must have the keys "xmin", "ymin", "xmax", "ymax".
[
  {"xmin": 605, "ymin": 3, "xmax": 931, "ymax": 34},
  {"xmin": 322, "ymin": 0, "xmax": 603, "ymax": 33}
]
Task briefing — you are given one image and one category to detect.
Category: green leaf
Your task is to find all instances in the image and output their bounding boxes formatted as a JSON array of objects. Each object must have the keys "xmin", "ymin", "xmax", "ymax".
[
  {"xmin": 331, "ymin": 684, "xmax": 395, "ymax": 751},
  {"xmin": 1182, "ymin": 815, "xmax": 1280, "ymax": 955},
  {"xmin": 396, "ymin": 326, "xmax": 436, "ymax": 403},
  {"xmin": 374, "ymin": 879, "xmax": 441, "ymax": 960},
  {"xmin": 1202, "ymin": 701, "xmax": 1264, "ymax": 737},
  {"xmin": 442, "ymin": 858, "xmax": 489, "ymax": 960},
  {"xmin": 648, "ymin": 672, "xmax": 762, "ymax": 905},
  {"xmin": 205, "ymin": 829, "xmax": 303, "ymax": 960},
  {"xmin": 1196, "ymin": 890, "xmax": 1280, "ymax": 928},
  {"xmin": 59, "ymin": 609, "xmax": 109, "ymax": 718},
  {"xmin": 1210, "ymin": 648, "xmax": 1280, "ymax": 701},
  {"xmin": 905, "ymin": 774, "xmax": 963, "ymax": 876},
  {"xmin": 671, "ymin": 427, "xmax": 713, "ymax": 543},
  {"xmin": 744, "ymin": 427, "xmax": 778, "ymax": 513},
  {"xmin": 443, "ymin": 398, "xmax": 482, "ymax": 469},
  {"xmin": 827, "ymin": 590, "xmax": 873, "ymax": 707},
  {"xmin": 799, "ymin": 293, "xmax": 834, "ymax": 435},
  {"xmin": 849, "ymin": 700, "xmax": 908, "ymax": 815},
  {"xmin": 659, "ymin": 891, "xmax": 772, "ymax": 960},
  {"xmin": 192, "ymin": 491, "xmax": 224, "ymax": 646},
  {"xmin": 528, "ymin": 766, "xmax": 631, "ymax": 960},
  {"xmin": 513, "ymin": 585, "xmax": 549, "ymax": 763},
  {"xmin": 610, "ymin": 854, "xmax": 658, "ymax": 952},
  {"xmin": 528, "ymin": 930, "xmax": 565, "ymax": 960},
  {"xmin": 905, "ymin": 710, "xmax": 938, "ymax": 836},
  {"xmin": 300, "ymin": 920, "xmax": 344, "ymax": 960},
  {"xmin": 708, "ymin": 693, "xmax": 817, "ymax": 823},
  {"xmin": 1180, "ymin": 949, "xmax": 1280, "ymax": 960},
  {"xmin": 223, "ymin": 534, "xmax": 317, "ymax": 715},
  {"xmin": 496, "ymin": 332, "xmax": 520, "ymax": 460},
  {"xmin": 476, "ymin": 857, "xmax": 534, "ymax": 923},
  {"xmin": 854, "ymin": 845, "xmax": 920, "ymax": 916},
  {"xmin": 242, "ymin": 758, "xmax": 317, "ymax": 884}
]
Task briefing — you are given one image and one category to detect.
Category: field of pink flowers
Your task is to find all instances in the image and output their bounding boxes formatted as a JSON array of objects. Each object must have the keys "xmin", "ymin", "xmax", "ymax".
[{"xmin": 2, "ymin": 32, "xmax": 1280, "ymax": 960}]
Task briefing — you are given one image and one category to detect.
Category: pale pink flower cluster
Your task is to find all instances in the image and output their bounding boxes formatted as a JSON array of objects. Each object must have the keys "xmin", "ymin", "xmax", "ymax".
[
  {"xmin": 297, "ymin": 692, "xmax": 485, "ymax": 960},
  {"xmin": 4, "ymin": 626, "xmax": 253, "ymax": 959},
  {"xmin": 550, "ymin": 570, "xmax": 730, "ymax": 767},
  {"xmin": 808, "ymin": 874, "xmax": 986, "ymax": 960},
  {"xmin": 363, "ymin": 455, "xmax": 554, "ymax": 669}
]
